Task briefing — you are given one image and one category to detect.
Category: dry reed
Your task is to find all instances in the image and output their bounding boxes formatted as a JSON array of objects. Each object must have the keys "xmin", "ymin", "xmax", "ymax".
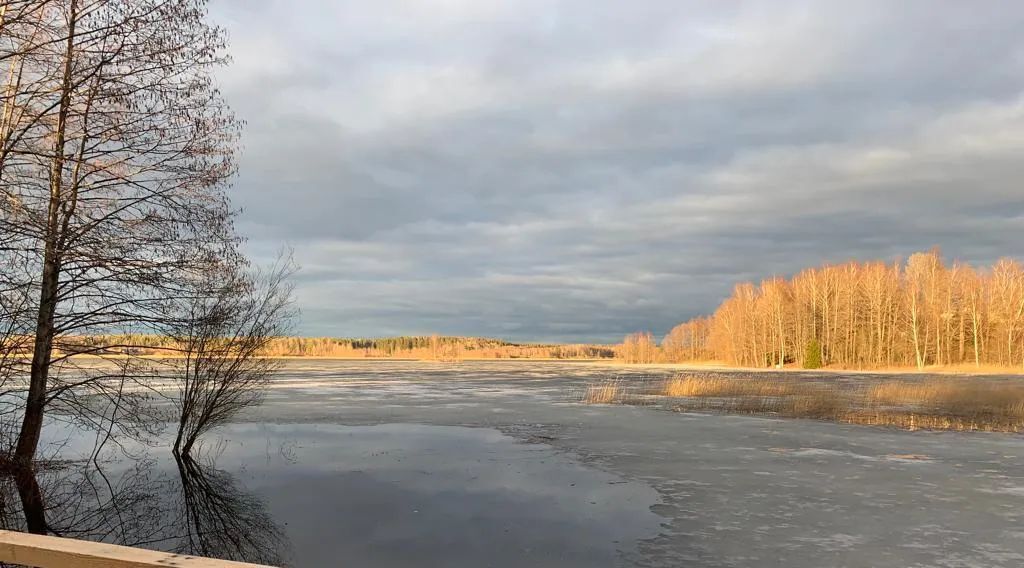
[
  {"xmin": 637, "ymin": 373, "xmax": 1024, "ymax": 432},
  {"xmin": 582, "ymin": 382, "xmax": 621, "ymax": 404},
  {"xmin": 663, "ymin": 373, "xmax": 797, "ymax": 398}
]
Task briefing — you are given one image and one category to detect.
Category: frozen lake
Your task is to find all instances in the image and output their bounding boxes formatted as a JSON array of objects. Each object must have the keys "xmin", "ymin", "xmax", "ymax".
[{"xmin": 48, "ymin": 360, "xmax": 1024, "ymax": 567}]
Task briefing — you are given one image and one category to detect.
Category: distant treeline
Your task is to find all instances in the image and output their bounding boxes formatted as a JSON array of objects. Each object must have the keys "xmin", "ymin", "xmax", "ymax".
[
  {"xmin": 630, "ymin": 249, "xmax": 1024, "ymax": 370},
  {"xmin": 55, "ymin": 335, "xmax": 616, "ymax": 361},
  {"xmin": 262, "ymin": 336, "xmax": 614, "ymax": 360}
]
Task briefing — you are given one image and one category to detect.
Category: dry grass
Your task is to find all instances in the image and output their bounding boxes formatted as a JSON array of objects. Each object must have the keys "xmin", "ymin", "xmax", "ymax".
[
  {"xmin": 867, "ymin": 381, "xmax": 964, "ymax": 405},
  {"xmin": 663, "ymin": 374, "xmax": 796, "ymax": 398},
  {"xmin": 779, "ymin": 391, "xmax": 849, "ymax": 419},
  {"xmin": 868, "ymin": 380, "xmax": 1024, "ymax": 411},
  {"xmin": 576, "ymin": 372, "xmax": 1024, "ymax": 433},
  {"xmin": 582, "ymin": 382, "xmax": 621, "ymax": 404},
  {"xmin": 866, "ymin": 379, "xmax": 1024, "ymax": 428}
]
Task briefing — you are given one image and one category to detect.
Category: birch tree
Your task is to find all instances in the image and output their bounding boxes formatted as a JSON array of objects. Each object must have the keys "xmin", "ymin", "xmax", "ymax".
[
  {"xmin": 0, "ymin": 0, "xmax": 241, "ymax": 533},
  {"xmin": 671, "ymin": 250, "xmax": 1024, "ymax": 370}
]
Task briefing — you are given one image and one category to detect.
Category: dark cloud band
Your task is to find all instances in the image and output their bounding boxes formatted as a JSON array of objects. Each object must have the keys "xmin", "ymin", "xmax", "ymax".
[{"xmin": 213, "ymin": 0, "xmax": 1024, "ymax": 342}]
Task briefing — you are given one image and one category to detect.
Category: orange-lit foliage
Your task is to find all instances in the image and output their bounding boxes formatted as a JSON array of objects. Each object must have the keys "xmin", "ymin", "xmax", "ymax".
[
  {"xmin": 618, "ymin": 332, "xmax": 661, "ymax": 363},
  {"xmin": 663, "ymin": 249, "xmax": 1024, "ymax": 369}
]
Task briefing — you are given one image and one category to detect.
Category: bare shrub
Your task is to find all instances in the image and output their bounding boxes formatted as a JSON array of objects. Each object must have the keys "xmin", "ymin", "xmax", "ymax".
[{"xmin": 168, "ymin": 257, "xmax": 297, "ymax": 457}]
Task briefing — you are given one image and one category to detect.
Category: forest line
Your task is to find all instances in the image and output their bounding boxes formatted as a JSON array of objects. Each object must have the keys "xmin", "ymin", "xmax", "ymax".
[
  {"xmin": 24, "ymin": 248, "xmax": 1024, "ymax": 371},
  {"xmin": 39, "ymin": 334, "xmax": 617, "ymax": 361},
  {"xmin": 628, "ymin": 249, "xmax": 1024, "ymax": 370}
]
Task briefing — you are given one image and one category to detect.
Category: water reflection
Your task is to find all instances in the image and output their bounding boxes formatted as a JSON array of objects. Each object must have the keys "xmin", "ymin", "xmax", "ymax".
[
  {"xmin": 0, "ymin": 420, "xmax": 664, "ymax": 567},
  {"xmin": 205, "ymin": 423, "xmax": 664, "ymax": 568},
  {"xmin": 0, "ymin": 458, "xmax": 165, "ymax": 544},
  {"xmin": 0, "ymin": 449, "xmax": 290, "ymax": 566},
  {"xmin": 173, "ymin": 453, "xmax": 288, "ymax": 565}
]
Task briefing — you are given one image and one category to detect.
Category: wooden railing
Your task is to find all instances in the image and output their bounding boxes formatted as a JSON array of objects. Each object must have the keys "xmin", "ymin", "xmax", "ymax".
[{"xmin": 0, "ymin": 530, "xmax": 276, "ymax": 568}]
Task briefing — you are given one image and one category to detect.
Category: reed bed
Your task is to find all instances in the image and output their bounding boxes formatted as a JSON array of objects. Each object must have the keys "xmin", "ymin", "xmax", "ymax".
[
  {"xmin": 663, "ymin": 374, "xmax": 797, "ymax": 398},
  {"xmin": 579, "ymin": 372, "xmax": 1024, "ymax": 433},
  {"xmin": 578, "ymin": 376, "xmax": 663, "ymax": 406},
  {"xmin": 868, "ymin": 380, "xmax": 1024, "ymax": 412},
  {"xmin": 582, "ymin": 382, "xmax": 621, "ymax": 404}
]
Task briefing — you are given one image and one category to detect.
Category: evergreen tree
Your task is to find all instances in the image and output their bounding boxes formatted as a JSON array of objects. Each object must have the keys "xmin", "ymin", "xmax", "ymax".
[{"xmin": 803, "ymin": 338, "xmax": 823, "ymax": 369}]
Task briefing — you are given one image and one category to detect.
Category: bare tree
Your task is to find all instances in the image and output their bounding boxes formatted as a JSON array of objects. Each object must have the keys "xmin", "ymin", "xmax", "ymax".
[
  {"xmin": 619, "ymin": 331, "xmax": 660, "ymax": 364},
  {"xmin": 0, "ymin": 0, "xmax": 242, "ymax": 533},
  {"xmin": 675, "ymin": 249, "xmax": 1024, "ymax": 370},
  {"xmin": 168, "ymin": 256, "xmax": 296, "ymax": 456},
  {"xmin": 904, "ymin": 252, "xmax": 938, "ymax": 370},
  {"xmin": 662, "ymin": 317, "xmax": 711, "ymax": 363},
  {"xmin": 990, "ymin": 259, "xmax": 1024, "ymax": 368}
]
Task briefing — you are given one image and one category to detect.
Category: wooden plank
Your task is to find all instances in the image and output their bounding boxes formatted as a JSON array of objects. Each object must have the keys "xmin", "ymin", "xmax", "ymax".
[{"xmin": 0, "ymin": 530, "xmax": 277, "ymax": 568}]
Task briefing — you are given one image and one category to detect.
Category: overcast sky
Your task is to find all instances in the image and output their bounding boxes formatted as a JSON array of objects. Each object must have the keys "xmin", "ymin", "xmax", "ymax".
[{"xmin": 210, "ymin": 1, "xmax": 1024, "ymax": 343}]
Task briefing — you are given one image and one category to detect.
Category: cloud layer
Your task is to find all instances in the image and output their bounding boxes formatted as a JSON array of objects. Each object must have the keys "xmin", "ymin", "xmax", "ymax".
[{"xmin": 212, "ymin": 0, "xmax": 1024, "ymax": 342}]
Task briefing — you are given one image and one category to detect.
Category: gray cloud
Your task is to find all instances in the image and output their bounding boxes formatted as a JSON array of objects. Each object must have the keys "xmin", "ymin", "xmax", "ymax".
[{"xmin": 212, "ymin": 0, "xmax": 1024, "ymax": 342}]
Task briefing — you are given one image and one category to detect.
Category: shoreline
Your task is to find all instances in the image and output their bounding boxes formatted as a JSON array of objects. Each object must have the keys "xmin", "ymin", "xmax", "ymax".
[
  {"xmin": 589, "ymin": 360, "xmax": 1024, "ymax": 377},
  {"xmin": 45, "ymin": 354, "xmax": 1024, "ymax": 375}
]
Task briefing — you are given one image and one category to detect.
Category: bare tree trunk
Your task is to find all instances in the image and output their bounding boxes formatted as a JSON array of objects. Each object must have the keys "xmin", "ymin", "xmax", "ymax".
[
  {"xmin": 14, "ymin": 465, "xmax": 45, "ymax": 533},
  {"xmin": 910, "ymin": 295, "xmax": 924, "ymax": 370},
  {"xmin": 14, "ymin": 0, "xmax": 76, "ymax": 479},
  {"xmin": 972, "ymin": 311, "xmax": 981, "ymax": 367}
]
